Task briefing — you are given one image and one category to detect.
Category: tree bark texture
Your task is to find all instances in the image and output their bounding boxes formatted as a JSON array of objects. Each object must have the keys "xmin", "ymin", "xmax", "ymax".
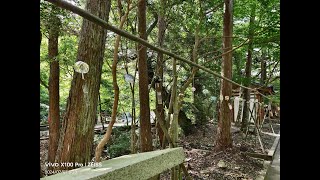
[
  {"xmin": 40, "ymin": 23, "xmax": 44, "ymax": 178},
  {"xmin": 260, "ymin": 50, "xmax": 267, "ymax": 85},
  {"xmin": 169, "ymin": 58, "xmax": 179, "ymax": 180},
  {"xmin": 241, "ymin": 3, "xmax": 256, "ymax": 131},
  {"xmin": 55, "ymin": 0, "xmax": 111, "ymax": 170},
  {"xmin": 215, "ymin": 0, "xmax": 234, "ymax": 151},
  {"xmin": 138, "ymin": 0, "xmax": 153, "ymax": 152},
  {"xmin": 155, "ymin": 0, "xmax": 166, "ymax": 147},
  {"xmin": 48, "ymin": 10, "xmax": 61, "ymax": 166}
]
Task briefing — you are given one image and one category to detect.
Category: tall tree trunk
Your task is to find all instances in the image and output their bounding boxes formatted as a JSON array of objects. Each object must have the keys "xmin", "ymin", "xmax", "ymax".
[
  {"xmin": 48, "ymin": 9, "xmax": 61, "ymax": 166},
  {"xmin": 233, "ymin": 52, "xmax": 242, "ymax": 82},
  {"xmin": 170, "ymin": 58, "xmax": 179, "ymax": 179},
  {"xmin": 40, "ymin": 25, "xmax": 44, "ymax": 179},
  {"xmin": 155, "ymin": 0, "xmax": 166, "ymax": 147},
  {"xmin": 192, "ymin": 28, "xmax": 202, "ymax": 126},
  {"xmin": 138, "ymin": 0, "xmax": 153, "ymax": 152},
  {"xmin": 55, "ymin": 0, "xmax": 111, "ymax": 170},
  {"xmin": 169, "ymin": 58, "xmax": 178, "ymax": 147},
  {"xmin": 241, "ymin": 3, "xmax": 256, "ymax": 131},
  {"xmin": 260, "ymin": 49, "xmax": 267, "ymax": 85},
  {"xmin": 194, "ymin": 71, "xmax": 205, "ymax": 126},
  {"xmin": 215, "ymin": 0, "xmax": 234, "ymax": 151},
  {"xmin": 130, "ymin": 61, "xmax": 138, "ymax": 153}
]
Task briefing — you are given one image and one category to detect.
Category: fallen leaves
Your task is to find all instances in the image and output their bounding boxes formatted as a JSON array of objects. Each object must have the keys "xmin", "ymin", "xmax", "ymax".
[
  {"xmin": 176, "ymin": 121, "xmax": 279, "ymax": 180},
  {"xmin": 217, "ymin": 160, "xmax": 227, "ymax": 169}
]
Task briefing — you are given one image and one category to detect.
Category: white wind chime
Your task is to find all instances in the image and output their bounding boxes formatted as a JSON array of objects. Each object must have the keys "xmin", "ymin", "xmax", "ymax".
[
  {"xmin": 74, "ymin": 61, "xmax": 89, "ymax": 80},
  {"xmin": 74, "ymin": 61, "xmax": 90, "ymax": 105}
]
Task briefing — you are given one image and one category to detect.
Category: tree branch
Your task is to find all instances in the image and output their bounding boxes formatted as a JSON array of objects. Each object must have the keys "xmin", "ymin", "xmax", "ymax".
[
  {"xmin": 200, "ymin": 49, "xmax": 222, "ymax": 58},
  {"xmin": 205, "ymin": 38, "xmax": 249, "ymax": 63},
  {"xmin": 268, "ymin": 76, "xmax": 280, "ymax": 84},
  {"xmin": 204, "ymin": 2, "xmax": 224, "ymax": 15},
  {"xmin": 264, "ymin": 59, "xmax": 280, "ymax": 86},
  {"xmin": 146, "ymin": 13, "xmax": 158, "ymax": 37},
  {"xmin": 45, "ymin": 0, "xmax": 271, "ymax": 99},
  {"xmin": 40, "ymin": 77, "xmax": 49, "ymax": 89}
]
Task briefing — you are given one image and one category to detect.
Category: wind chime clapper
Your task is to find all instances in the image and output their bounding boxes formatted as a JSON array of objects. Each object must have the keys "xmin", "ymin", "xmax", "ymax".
[{"xmin": 74, "ymin": 61, "xmax": 90, "ymax": 80}]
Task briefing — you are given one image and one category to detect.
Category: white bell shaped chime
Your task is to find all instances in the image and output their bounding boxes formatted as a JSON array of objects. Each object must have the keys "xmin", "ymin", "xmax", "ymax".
[{"xmin": 74, "ymin": 61, "xmax": 89, "ymax": 80}]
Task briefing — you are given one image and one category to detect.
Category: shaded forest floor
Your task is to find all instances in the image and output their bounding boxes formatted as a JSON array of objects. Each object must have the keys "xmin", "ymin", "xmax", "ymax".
[
  {"xmin": 40, "ymin": 131, "xmax": 49, "ymax": 176},
  {"xmin": 40, "ymin": 118, "xmax": 280, "ymax": 179},
  {"xmin": 160, "ymin": 119, "xmax": 280, "ymax": 180}
]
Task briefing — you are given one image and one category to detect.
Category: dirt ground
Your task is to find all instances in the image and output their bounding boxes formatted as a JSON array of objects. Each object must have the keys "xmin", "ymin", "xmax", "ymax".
[
  {"xmin": 40, "ymin": 118, "xmax": 280, "ymax": 179},
  {"xmin": 40, "ymin": 131, "xmax": 49, "ymax": 176},
  {"xmin": 160, "ymin": 119, "xmax": 280, "ymax": 180}
]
